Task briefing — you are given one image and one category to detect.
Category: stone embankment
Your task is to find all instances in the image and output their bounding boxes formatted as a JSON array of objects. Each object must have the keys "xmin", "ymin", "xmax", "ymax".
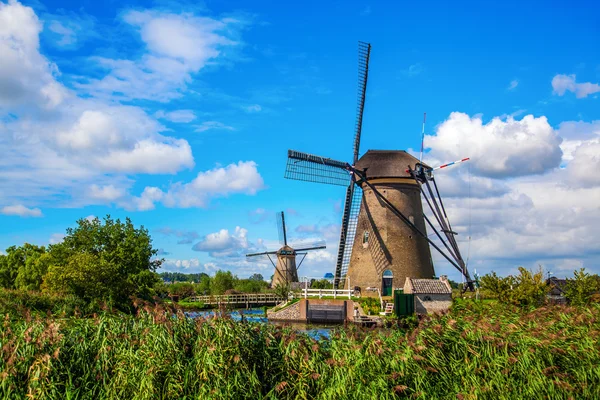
[{"xmin": 267, "ymin": 301, "xmax": 302, "ymax": 321}]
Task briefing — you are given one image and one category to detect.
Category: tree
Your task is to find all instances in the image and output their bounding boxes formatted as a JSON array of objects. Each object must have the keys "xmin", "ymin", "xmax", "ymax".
[
  {"xmin": 43, "ymin": 253, "xmax": 119, "ymax": 302},
  {"xmin": 249, "ymin": 273, "xmax": 264, "ymax": 282},
  {"xmin": 511, "ymin": 266, "xmax": 548, "ymax": 307},
  {"xmin": 564, "ymin": 268, "xmax": 600, "ymax": 306},
  {"xmin": 211, "ymin": 271, "xmax": 235, "ymax": 295},
  {"xmin": 235, "ymin": 278, "xmax": 268, "ymax": 293},
  {"xmin": 168, "ymin": 282, "xmax": 196, "ymax": 299},
  {"xmin": 198, "ymin": 275, "xmax": 211, "ymax": 295},
  {"xmin": 310, "ymin": 279, "xmax": 333, "ymax": 289},
  {"xmin": 479, "ymin": 271, "xmax": 514, "ymax": 302},
  {"xmin": 44, "ymin": 215, "xmax": 162, "ymax": 310},
  {"xmin": 0, "ymin": 244, "xmax": 48, "ymax": 290},
  {"xmin": 480, "ymin": 267, "xmax": 548, "ymax": 307}
]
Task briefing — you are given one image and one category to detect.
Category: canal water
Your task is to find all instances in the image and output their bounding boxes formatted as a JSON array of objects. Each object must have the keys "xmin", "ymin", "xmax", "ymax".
[{"xmin": 184, "ymin": 309, "xmax": 335, "ymax": 340}]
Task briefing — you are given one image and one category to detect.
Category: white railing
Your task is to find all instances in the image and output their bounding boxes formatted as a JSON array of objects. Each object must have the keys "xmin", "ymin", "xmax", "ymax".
[{"xmin": 302, "ymin": 288, "xmax": 353, "ymax": 299}]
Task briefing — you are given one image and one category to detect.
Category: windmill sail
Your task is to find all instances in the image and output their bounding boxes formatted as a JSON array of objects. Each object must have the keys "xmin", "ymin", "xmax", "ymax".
[
  {"xmin": 352, "ymin": 41, "xmax": 371, "ymax": 164},
  {"xmin": 285, "ymin": 150, "xmax": 350, "ymax": 186},
  {"xmin": 276, "ymin": 211, "xmax": 287, "ymax": 246},
  {"xmin": 334, "ymin": 41, "xmax": 371, "ymax": 288},
  {"xmin": 334, "ymin": 185, "xmax": 363, "ymax": 288}
]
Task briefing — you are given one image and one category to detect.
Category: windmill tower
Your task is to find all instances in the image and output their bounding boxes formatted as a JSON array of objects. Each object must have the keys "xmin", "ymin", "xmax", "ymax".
[
  {"xmin": 246, "ymin": 211, "xmax": 326, "ymax": 287},
  {"xmin": 284, "ymin": 42, "xmax": 474, "ymax": 295}
]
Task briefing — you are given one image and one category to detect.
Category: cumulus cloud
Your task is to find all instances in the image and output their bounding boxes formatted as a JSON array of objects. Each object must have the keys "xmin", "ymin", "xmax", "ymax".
[
  {"xmin": 552, "ymin": 74, "xmax": 600, "ymax": 98},
  {"xmin": 419, "ymin": 112, "xmax": 600, "ymax": 279},
  {"xmin": 424, "ymin": 113, "xmax": 563, "ymax": 178},
  {"xmin": 507, "ymin": 79, "xmax": 519, "ymax": 90},
  {"xmin": 78, "ymin": 10, "xmax": 244, "ymax": 101},
  {"xmin": 0, "ymin": 0, "xmax": 68, "ymax": 109},
  {"xmin": 88, "ymin": 184, "xmax": 125, "ymax": 202},
  {"xmin": 160, "ymin": 258, "xmax": 203, "ymax": 272},
  {"xmin": 155, "ymin": 161, "xmax": 265, "ymax": 208},
  {"xmin": 192, "ymin": 226, "xmax": 264, "ymax": 258},
  {"xmin": 0, "ymin": 1, "xmax": 199, "ymax": 209},
  {"xmin": 1, "ymin": 204, "xmax": 42, "ymax": 217}
]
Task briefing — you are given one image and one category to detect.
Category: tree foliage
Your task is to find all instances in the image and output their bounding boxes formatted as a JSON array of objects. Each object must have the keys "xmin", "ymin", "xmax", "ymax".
[
  {"xmin": 42, "ymin": 216, "xmax": 162, "ymax": 310},
  {"xmin": 211, "ymin": 271, "xmax": 235, "ymax": 295},
  {"xmin": 564, "ymin": 268, "xmax": 600, "ymax": 306},
  {"xmin": 0, "ymin": 244, "xmax": 49, "ymax": 291},
  {"xmin": 480, "ymin": 267, "xmax": 548, "ymax": 306}
]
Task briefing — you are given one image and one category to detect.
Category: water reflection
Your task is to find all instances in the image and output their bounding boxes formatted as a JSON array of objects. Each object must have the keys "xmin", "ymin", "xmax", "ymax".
[{"xmin": 184, "ymin": 309, "xmax": 335, "ymax": 340}]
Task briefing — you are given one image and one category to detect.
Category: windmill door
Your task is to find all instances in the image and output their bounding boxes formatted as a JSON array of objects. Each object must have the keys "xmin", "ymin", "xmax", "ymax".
[{"xmin": 382, "ymin": 270, "xmax": 393, "ymax": 296}]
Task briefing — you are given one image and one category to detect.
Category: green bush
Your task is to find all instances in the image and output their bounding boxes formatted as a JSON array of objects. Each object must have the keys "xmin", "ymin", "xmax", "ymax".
[
  {"xmin": 564, "ymin": 268, "xmax": 600, "ymax": 306},
  {"xmin": 168, "ymin": 282, "xmax": 196, "ymax": 299}
]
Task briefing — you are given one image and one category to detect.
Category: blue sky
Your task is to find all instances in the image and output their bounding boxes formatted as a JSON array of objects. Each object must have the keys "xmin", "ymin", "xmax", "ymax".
[{"xmin": 1, "ymin": 0, "xmax": 599, "ymax": 281}]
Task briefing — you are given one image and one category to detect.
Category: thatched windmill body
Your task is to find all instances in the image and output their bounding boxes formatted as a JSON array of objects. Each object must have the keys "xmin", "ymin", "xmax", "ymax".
[
  {"xmin": 246, "ymin": 211, "xmax": 326, "ymax": 287},
  {"xmin": 284, "ymin": 42, "xmax": 473, "ymax": 295}
]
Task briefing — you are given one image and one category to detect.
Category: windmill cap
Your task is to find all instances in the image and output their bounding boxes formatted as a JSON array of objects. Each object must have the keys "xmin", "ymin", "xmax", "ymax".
[{"xmin": 355, "ymin": 150, "xmax": 430, "ymax": 179}]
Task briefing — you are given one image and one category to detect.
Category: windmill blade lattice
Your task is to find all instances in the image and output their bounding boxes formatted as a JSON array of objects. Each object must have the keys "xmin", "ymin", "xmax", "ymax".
[
  {"xmin": 335, "ymin": 186, "xmax": 363, "ymax": 287},
  {"xmin": 285, "ymin": 150, "xmax": 350, "ymax": 187},
  {"xmin": 353, "ymin": 41, "xmax": 371, "ymax": 164}
]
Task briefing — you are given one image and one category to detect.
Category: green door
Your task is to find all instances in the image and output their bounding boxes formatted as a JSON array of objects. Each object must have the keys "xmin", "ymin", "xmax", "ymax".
[
  {"xmin": 394, "ymin": 291, "xmax": 414, "ymax": 316},
  {"xmin": 382, "ymin": 270, "xmax": 393, "ymax": 296}
]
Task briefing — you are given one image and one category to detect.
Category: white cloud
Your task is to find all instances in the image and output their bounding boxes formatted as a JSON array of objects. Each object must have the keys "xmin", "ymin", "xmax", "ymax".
[
  {"xmin": 0, "ymin": 1, "xmax": 196, "ymax": 209},
  {"xmin": 158, "ymin": 161, "xmax": 265, "ymax": 208},
  {"xmin": 88, "ymin": 184, "xmax": 125, "ymax": 202},
  {"xmin": 0, "ymin": 0, "xmax": 68, "ymax": 109},
  {"xmin": 192, "ymin": 226, "xmax": 265, "ymax": 258},
  {"xmin": 566, "ymin": 141, "xmax": 600, "ymax": 187},
  {"xmin": 552, "ymin": 74, "xmax": 600, "ymax": 98},
  {"xmin": 421, "ymin": 112, "xmax": 600, "ymax": 279},
  {"xmin": 130, "ymin": 187, "xmax": 164, "ymax": 211},
  {"xmin": 424, "ymin": 113, "xmax": 563, "ymax": 178},
  {"xmin": 155, "ymin": 109, "xmax": 196, "ymax": 123},
  {"xmin": 78, "ymin": 10, "xmax": 244, "ymax": 101},
  {"xmin": 507, "ymin": 79, "xmax": 519, "ymax": 90},
  {"xmin": 160, "ymin": 258, "xmax": 202, "ymax": 272},
  {"xmin": 1, "ymin": 204, "xmax": 42, "ymax": 217},
  {"xmin": 195, "ymin": 120, "xmax": 235, "ymax": 132}
]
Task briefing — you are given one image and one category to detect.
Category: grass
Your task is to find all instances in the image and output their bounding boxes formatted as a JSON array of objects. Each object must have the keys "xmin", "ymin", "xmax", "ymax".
[{"xmin": 1, "ymin": 299, "xmax": 599, "ymax": 399}]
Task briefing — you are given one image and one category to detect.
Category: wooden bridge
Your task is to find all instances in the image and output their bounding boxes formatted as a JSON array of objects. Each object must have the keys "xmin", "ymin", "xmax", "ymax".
[{"xmin": 187, "ymin": 293, "xmax": 284, "ymax": 308}]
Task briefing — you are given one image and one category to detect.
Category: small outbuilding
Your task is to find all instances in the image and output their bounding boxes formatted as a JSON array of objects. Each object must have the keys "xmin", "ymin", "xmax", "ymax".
[
  {"xmin": 403, "ymin": 276, "xmax": 452, "ymax": 314},
  {"xmin": 546, "ymin": 277, "xmax": 568, "ymax": 305}
]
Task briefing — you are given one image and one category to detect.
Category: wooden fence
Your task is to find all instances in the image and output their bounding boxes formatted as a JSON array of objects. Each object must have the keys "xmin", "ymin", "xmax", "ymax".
[{"xmin": 187, "ymin": 293, "xmax": 283, "ymax": 307}]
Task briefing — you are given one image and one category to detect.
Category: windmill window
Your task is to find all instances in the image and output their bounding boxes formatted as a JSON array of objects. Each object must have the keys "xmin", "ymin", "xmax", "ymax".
[
  {"xmin": 383, "ymin": 270, "xmax": 393, "ymax": 278},
  {"xmin": 362, "ymin": 231, "xmax": 369, "ymax": 244},
  {"xmin": 409, "ymin": 215, "xmax": 414, "ymax": 224},
  {"xmin": 423, "ymin": 295, "xmax": 432, "ymax": 301}
]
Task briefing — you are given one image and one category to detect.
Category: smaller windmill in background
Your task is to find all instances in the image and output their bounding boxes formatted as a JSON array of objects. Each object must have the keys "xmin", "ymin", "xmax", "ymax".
[{"xmin": 246, "ymin": 211, "xmax": 326, "ymax": 287}]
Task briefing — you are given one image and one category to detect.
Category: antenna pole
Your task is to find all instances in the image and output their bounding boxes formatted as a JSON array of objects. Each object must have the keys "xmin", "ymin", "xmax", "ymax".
[{"xmin": 419, "ymin": 112, "xmax": 426, "ymax": 162}]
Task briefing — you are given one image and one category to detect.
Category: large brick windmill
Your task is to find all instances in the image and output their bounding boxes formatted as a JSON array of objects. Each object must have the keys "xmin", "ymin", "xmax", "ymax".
[
  {"xmin": 246, "ymin": 211, "xmax": 326, "ymax": 287},
  {"xmin": 284, "ymin": 42, "xmax": 473, "ymax": 295}
]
